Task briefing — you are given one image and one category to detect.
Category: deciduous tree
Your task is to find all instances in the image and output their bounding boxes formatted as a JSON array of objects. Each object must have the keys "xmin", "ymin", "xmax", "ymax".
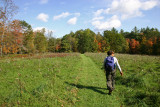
[{"xmin": 0, "ymin": 0, "xmax": 18, "ymax": 56}]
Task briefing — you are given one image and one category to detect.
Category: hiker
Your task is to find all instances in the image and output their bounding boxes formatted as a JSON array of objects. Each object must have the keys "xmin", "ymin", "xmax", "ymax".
[{"xmin": 104, "ymin": 50, "xmax": 123, "ymax": 95}]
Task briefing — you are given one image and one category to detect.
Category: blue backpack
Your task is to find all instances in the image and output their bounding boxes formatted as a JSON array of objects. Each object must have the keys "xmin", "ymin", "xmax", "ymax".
[{"xmin": 105, "ymin": 56, "xmax": 115, "ymax": 71}]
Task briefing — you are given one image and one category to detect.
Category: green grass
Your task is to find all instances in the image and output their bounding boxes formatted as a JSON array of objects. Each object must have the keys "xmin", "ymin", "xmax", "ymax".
[
  {"xmin": 0, "ymin": 53, "xmax": 160, "ymax": 106},
  {"xmin": 85, "ymin": 53, "xmax": 160, "ymax": 106},
  {"xmin": 0, "ymin": 53, "xmax": 81, "ymax": 106}
]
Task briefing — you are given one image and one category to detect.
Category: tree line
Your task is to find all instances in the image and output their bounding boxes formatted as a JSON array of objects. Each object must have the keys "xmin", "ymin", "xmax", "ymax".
[
  {"xmin": 1, "ymin": 0, "xmax": 160, "ymax": 56},
  {"xmin": 55, "ymin": 26, "xmax": 160, "ymax": 55},
  {"xmin": 0, "ymin": 19, "xmax": 160, "ymax": 55}
]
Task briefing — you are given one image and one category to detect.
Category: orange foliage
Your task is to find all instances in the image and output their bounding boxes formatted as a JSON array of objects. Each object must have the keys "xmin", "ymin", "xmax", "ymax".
[
  {"xmin": 94, "ymin": 38, "xmax": 102, "ymax": 52},
  {"xmin": 56, "ymin": 45, "xmax": 61, "ymax": 51},
  {"xmin": 97, "ymin": 42, "xmax": 102, "ymax": 52},
  {"xmin": 145, "ymin": 38, "xmax": 154, "ymax": 54},
  {"xmin": 146, "ymin": 39, "xmax": 153, "ymax": 47},
  {"xmin": 10, "ymin": 44, "xmax": 18, "ymax": 54},
  {"xmin": 0, "ymin": 20, "xmax": 23, "ymax": 54},
  {"xmin": 10, "ymin": 20, "xmax": 23, "ymax": 46},
  {"xmin": 3, "ymin": 45, "xmax": 10, "ymax": 54},
  {"xmin": 128, "ymin": 39, "xmax": 140, "ymax": 53}
]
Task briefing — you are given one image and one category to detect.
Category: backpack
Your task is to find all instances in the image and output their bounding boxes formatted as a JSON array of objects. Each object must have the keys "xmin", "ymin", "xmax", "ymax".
[{"xmin": 105, "ymin": 56, "xmax": 115, "ymax": 71}]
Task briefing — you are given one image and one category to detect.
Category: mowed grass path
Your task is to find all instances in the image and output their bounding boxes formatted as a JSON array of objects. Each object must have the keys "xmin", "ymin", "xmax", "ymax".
[{"xmin": 73, "ymin": 54, "xmax": 121, "ymax": 107}]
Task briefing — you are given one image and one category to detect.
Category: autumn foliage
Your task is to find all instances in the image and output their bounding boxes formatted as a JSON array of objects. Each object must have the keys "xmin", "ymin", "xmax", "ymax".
[{"xmin": 0, "ymin": 19, "xmax": 160, "ymax": 55}]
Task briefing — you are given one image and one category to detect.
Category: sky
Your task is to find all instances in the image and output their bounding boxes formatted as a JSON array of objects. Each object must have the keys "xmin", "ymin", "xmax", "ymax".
[{"xmin": 14, "ymin": 0, "xmax": 160, "ymax": 38}]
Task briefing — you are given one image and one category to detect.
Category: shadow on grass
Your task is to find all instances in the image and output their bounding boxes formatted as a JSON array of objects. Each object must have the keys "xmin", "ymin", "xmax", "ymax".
[{"xmin": 65, "ymin": 82, "xmax": 106, "ymax": 95}]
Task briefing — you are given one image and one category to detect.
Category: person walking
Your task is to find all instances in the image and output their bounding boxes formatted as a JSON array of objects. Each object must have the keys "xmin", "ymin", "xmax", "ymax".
[{"xmin": 104, "ymin": 50, "xmax": 123, "ymax": 95}]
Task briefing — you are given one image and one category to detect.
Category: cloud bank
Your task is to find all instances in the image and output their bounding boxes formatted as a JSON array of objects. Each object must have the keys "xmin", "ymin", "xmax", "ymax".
[
  {"xmin": 92, "ymin": 0, "xmax": 159, "ymax": 31},
  {"xmin": 106, "ymin": 0, "xmax": 158, "ymax": 19},
  {"xmin": 92, "ymin": 15, "xmax": 121, "ymax": 31}
]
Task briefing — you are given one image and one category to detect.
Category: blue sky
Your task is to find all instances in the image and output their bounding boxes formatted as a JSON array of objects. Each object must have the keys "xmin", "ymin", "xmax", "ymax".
[{"xmin": 14, "ymin": 0, "xmax": 160, "ymax": 38}]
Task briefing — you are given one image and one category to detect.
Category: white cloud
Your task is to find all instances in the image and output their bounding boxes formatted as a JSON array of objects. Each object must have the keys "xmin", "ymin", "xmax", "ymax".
[
  {"xmin": 53, "ymin": 12, "xmax": 70, "ymax": 20},
  {"xmin": 40, "ymin": 0, "xmax": 48, "ymax": 4},
  {"xmin": 94, "ymin": 0, "xmax": 159, "ymax": 20},
  {"xmin": 92, "ymin": 0, "xmax": 159, "ymax": 30},
  {"xmin": 106, "ymin": 0, "xmax": 159, "ymax": 19},
  {"xmin": 67, "ymin": 17, "xmax": 77, "ymax": 25},
  {"xmin": 92, "ymin": 15, "xmax": 121, "ymax": 31},
  {"xmin": 33, "ymin": 27, "xmax": 45, "ymax": 31},
  {"xmin": 37, "ymin": 13, "xmax": 49, "ymax": 22},
  {"xmin": 94, "ymin": 9, "xmax": 104, "ymax": 16},
  {"xmin": 141, "ymin": 0, "xmax": 158, "ymax": 10}
]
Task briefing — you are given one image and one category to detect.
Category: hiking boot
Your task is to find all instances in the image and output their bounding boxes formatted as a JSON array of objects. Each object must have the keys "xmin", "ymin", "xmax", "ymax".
[{"xmin": 108, "ymin": 90, "xmax": 112, "ymax": 95}]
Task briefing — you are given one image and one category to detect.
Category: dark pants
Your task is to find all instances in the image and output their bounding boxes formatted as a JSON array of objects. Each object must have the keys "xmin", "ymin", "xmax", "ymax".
[{"xmin": 105, "ymin": 69, "xmax": 116, "ymax": 91}]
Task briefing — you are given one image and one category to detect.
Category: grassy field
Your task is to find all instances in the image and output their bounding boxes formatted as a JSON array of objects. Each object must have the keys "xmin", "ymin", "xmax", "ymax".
[{"xmin": 0, "ymin": 53, "xmax": 160, "ymax": 106}]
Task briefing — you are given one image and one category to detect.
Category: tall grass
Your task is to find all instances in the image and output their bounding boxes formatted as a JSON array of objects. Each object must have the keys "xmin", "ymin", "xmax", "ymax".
[
  {"xmin": 1, "ymin": 53, "xmax": 160, "ymax": 106},
  {"xmin": 85, "ymin": 53, "xmax": 160, "ymax": 106},
  {"xmin": 0, "ymin": 53, "xmax": 81, "ymax": 106}
]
